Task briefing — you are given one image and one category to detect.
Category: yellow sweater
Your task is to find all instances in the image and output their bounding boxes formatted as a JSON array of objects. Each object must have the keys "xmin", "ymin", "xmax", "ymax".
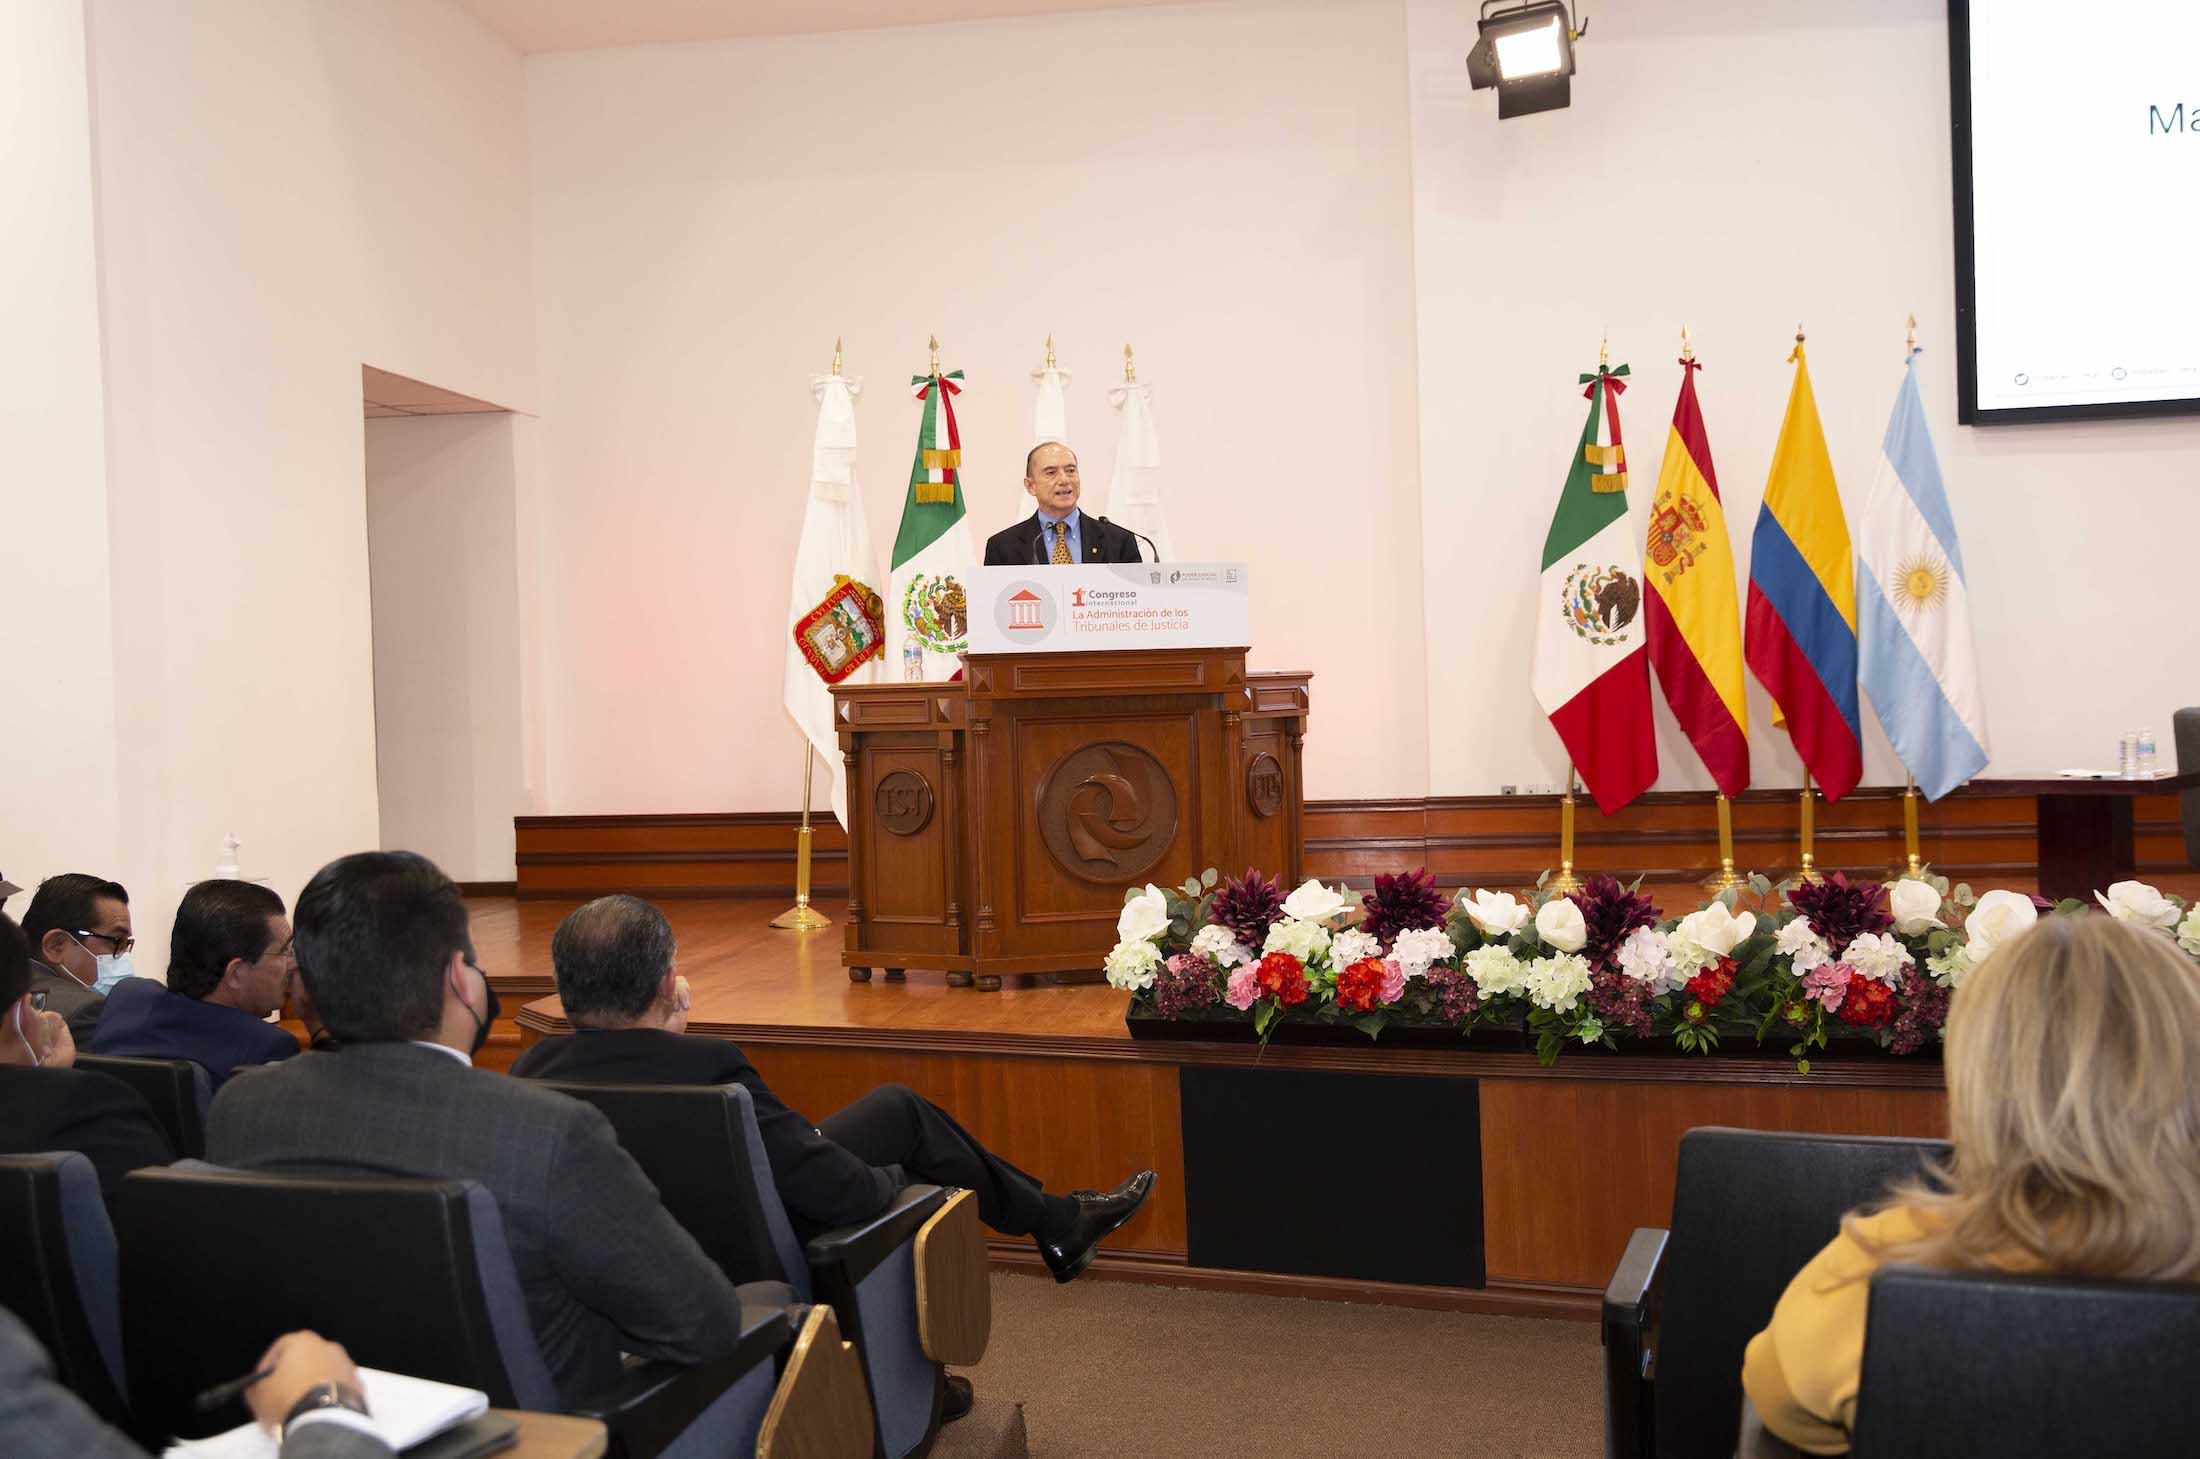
[{"xmin": 1740, "ymin": 1205, "xmax": 1938, "ymax": 1455}]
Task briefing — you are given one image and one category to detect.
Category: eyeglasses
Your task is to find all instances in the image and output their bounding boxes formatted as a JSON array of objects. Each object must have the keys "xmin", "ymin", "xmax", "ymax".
[{"xmin": 74, "ymin": 929, "xmax": 135, "ymax": 956}]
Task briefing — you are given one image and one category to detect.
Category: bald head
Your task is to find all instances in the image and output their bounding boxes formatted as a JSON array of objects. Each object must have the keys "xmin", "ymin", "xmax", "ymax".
[{"xmin": 1024, "ymin": 441, "xmax": 1081, "ymax": 516}]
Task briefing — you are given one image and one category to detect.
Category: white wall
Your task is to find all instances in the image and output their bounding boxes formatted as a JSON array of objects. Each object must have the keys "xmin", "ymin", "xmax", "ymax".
[
  {"xmin": 16, "ymin": 0, "xmax": 538, "ymax": 976},
  {"xmin": 0, "ymin": 0, "xmax": 118, "ymax": 921},
  {"xmin": 366, "ymin": 415, "xmax": 525, "ymax": 882},
  {"xmin": 1408, "ymin": 0, "xmax": 2200, "ymax": 796},
  {"xmin": 522, "ymin": 0, "xmax": 1429, "ymax": 812}
]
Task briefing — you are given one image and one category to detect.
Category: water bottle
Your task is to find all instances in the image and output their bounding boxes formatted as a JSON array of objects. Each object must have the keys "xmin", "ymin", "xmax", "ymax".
[
  {"xmin": 902, "ymin": 639, "xmax": 924, "ymax": 683},
  {"xmin": 2138, "ymin": 728, "xmax": 2159, "ymax": 779},
  {"xmin": 2119, "ymin": 731, "xmax": 2138, "ymax": 779}
]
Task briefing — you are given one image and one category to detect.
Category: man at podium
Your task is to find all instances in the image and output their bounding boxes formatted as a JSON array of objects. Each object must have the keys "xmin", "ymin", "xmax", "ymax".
[{"xmin": 982, "ymin": 442, "xmax": 1146, "ymax": 566}]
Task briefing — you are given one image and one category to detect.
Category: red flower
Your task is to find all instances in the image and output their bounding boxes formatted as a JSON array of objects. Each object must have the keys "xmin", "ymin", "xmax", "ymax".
[
  {"xmin": 1334, "ymin": 957, "xmax": 1388, "ymax": 1013},
  {"xmin": 1254, "ymin": 951, "xmax": 1310, "ymax": 1008},
  {"xmin": 1838, "ymin": 971, "xmax": 1897, "ymax": 1028},
  {"xmin": 1685, "ymin": 957, "xmax": 1737, "ymax": 1007}
]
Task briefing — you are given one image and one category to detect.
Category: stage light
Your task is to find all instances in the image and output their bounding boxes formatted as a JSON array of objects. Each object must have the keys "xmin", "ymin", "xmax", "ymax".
[{"xmin": 1465, "ymin": 1, "xmax": 1584, "ymax": 119}]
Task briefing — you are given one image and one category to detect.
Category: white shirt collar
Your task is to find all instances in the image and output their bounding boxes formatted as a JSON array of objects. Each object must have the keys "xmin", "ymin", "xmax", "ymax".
[{"xmin": 408, "ymin": 1040, "xmax": 472, "ymax": 1067}]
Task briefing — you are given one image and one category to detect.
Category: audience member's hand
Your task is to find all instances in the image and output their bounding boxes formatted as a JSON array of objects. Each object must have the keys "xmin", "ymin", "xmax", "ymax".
[
  {"xmin": 285, "ymin": 971, "xmax": 327, "ymax": 1042},
  {"xmin": 246, "ymin": 1331, "xmax": 363, "ymax": 1428},
  {"xmin": 668, "ymin": 974, "xmax": 693, "ymax": 1035},
  {"xmin": 33, "ymin": 1010, "xmax": 76, "ymax": 1069}
]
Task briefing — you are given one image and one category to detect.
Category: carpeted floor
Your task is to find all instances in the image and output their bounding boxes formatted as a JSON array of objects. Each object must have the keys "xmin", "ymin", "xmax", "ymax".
[{"xmin": 934, "ymin": 1274, "xmax": 1602, "ymax": 1458}]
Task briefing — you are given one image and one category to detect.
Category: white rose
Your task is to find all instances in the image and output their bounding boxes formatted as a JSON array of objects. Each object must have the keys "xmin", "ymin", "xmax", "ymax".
[
  {"xmin": 1888, "ymin": 879, "xmax": 1946, "ymax": 935},
  {"xmin": 1534, "ymin": 897, "xmax": 1588, "ymax": 953},
  {"xmin": 2180, "ymin": 907, "xmax": 2200, "ymax": 958},
  {"xmin": 1617, "ymin": 926, "xmax": 1679, "ymax": 991},
  {"xmin": 1523, "ymin": 953, "xmax": 1593, "ymax": 1013},
  {"xmin": 1774, "ymin": 918, "xmax": 1833, "ymax": 975},
  {"xmin": 2095, "ymin": 880, "xmax": 2181, "ymax": 929},
  {"xmin": 1964, "ymin": 889, "xmax": 2038, "ymax": 963},
  {"xmin": 1674, "ymin": 902, "xmax": 1758, "ymax": 958},
  {"xmin": 1103, "ymin": 939, "xmax": 1161, "ymax": 992},
  {"xmin": 1116, "ymin": 884, "xmax": 1171, "ymax": 944},
  {"xmin": 1841, "ymin": 931, "xmax": 1915, "ymax": 986},
  {"xmin": 1460, "ymin": 889, "xmax": 1530, "ymax": 938},
  {"xmin": 1263, "ymin": 917, "xmax": 1332, "ymax": 965},
  {"xmin": 1329, "ymin": 928, "xmax": 1384, "ymax": 969},
  {"xmin": 1189, "ymin": 923, "xmax": 1253, "ymax": 969},
  {"xmin": 1463, "ymin": 945, "xmax": 1529, "ymax": 999},
  {"xmin": 1390, "ymin": 926, "xmax": 1457, "ymax": 979},
  {"xmin": 1279, "ymin": 879, "xmax": 1356, "ymax": 925}
]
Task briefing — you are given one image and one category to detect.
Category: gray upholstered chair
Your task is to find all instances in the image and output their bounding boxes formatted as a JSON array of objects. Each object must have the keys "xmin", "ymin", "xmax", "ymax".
[{"xmin": 0, "ymin": 1152, "xmax": 128, "ymax": 1423}]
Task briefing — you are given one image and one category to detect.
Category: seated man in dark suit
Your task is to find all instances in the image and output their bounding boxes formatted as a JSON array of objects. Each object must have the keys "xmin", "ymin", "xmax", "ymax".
[
  {"xmin": 211, "ymin": 852, "xmax": 751, "ymax": 1407},
  {"xmin": 512, "ymin": 895, "xmax": 1154, "ymax": 1281},
  {"xmin": 19, "ymin": 873, "xmax": 136, "ymax": 1040},
  {"xmin": 980, "ymin": 442, "xmax": 1147, "ymax": 565},
  {"xmin": 1, "ymin": 1310, "xmax": 393, "ymax": 1458},
  {"xmin": 92, "ymin": 879, "xmax": 301, "ymax": 1088},
  {"xmin": 0, "ymin": 912, "xmax": 175, "ymax": 1198}
]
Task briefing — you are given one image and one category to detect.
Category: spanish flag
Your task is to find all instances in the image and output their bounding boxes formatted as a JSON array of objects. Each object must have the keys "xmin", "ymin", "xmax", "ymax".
[
  {"xmin": 1744, "ymin": 340, "xmax": 1862, "ymax": 801},
  {"xmin": 1645, "ymin": 356, "xmax": 1749, "ymax": 796}
]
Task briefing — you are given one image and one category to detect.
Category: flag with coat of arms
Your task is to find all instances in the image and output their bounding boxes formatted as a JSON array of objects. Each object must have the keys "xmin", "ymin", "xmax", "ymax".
[{"xmin": 888, "ymin": 351, "xmax": 980, "ymax": 680}]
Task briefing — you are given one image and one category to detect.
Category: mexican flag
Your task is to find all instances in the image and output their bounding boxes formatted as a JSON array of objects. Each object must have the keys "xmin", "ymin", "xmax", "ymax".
[
  {"xmin": 1530, "ymin": 361, "xmax": 1658, "ymax": 814},
  {"xmin": 888, "ymin": 366, "xmax": 980, "ymax": 679}
]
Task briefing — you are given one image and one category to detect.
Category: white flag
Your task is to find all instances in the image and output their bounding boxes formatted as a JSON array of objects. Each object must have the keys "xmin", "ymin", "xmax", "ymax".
[
  {"xmin": 782, "ymin": 372, "xmax": 878, "ymax": 829},
  {"xmin": 1102, "ymin": 377, "xmax": 1173, "ymax": 559},
  {"xmin": 1031, "ymin": 361, "xmax": 1071, "ymax": 448}
]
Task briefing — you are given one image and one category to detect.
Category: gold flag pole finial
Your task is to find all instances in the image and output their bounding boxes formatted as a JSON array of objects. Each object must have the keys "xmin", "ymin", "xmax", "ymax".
[
  {"xmin": 1906, "ymin": 313, "xmax": 1918, "ymax": 356},
  {"xmin": 1123, "ymin": 342, "xmax": 1137, "ymax": 382},
  {"xmin": 1599, "ymin": 332, "xmax": 1609, "ymax": 370},
  {"xmin": 1681, "ymin": 324, "xmax": 1694, "ymax": 363},
  {"xmin": 1796, "ymin": 322, "xmax": 1806, "ymax": 346},
  {"xmin": 831, "ymin": 336, "xmax": 843, "ymax": 376},
  {"xmin": 1045, "ymin": 334, "xmax": 1056, "ymax": 370},
  {"xmin": 928, "ymin": 334, "xmax": 940, "ymax": 376}
]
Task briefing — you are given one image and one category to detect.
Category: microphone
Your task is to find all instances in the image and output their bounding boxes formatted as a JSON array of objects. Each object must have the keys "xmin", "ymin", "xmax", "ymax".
[{"xmin": 1098, "ymin": 515, "xmax": 1160, "ymax": 563}]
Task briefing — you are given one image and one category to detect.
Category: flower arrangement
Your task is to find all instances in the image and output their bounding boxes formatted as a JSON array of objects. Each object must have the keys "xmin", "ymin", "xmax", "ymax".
[{"xmin": 1107, "ymin": 865, "xmax": 2200, "ymax": 1070}]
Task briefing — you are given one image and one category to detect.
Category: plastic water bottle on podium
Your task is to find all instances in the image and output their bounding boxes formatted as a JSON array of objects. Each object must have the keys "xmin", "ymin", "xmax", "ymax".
[
  {"xmin": 902, "ymin": 639, "xmax": 924, "ymax": 682},
  {"xmin": 2137, "ymin": 728, "xmax": 2159, "ymax": 778}
]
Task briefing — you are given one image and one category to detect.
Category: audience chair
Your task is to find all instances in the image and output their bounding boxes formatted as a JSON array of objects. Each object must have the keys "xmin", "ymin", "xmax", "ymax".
[
  {"xmin": 75, "ymin": 1053, "xmax": 211, "ymax": 1159},
  {"xmin": 2174, "ymin": 706, "xmax": 2199, "ymax": 866},
  {"xmin": 1849, "ymin": 1264, "xmax": 2200, "ymax": 1459},
  {"xmin": 536, "ymin": 1079, "xmax": 971, "ymax": 1459},
  {"xmin": 0, "ymin": 1152, "xmax": 129, "ymax": 1424},
  {"xmin": 114, "ymin": 1162, "xmax": 792, "ymax": 1459},
  {"xmin": 1600, "ymin": 1126, "xmax": 1948, "ymax": 1459}
]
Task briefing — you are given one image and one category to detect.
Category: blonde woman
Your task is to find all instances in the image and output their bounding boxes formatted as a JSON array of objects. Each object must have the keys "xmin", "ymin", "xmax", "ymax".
[{"xmin": 1742, "ymin": 912, "xmax": 2200, "ymax": 1454}]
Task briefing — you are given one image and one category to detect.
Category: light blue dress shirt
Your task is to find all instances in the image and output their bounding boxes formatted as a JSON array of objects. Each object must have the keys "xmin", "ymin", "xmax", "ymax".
[{"xmin": 1035, "ymin": 507, "xmax": 1082, "ymax": 564}]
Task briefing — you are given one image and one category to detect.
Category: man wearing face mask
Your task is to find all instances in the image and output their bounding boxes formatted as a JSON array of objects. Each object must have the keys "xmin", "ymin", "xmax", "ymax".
[
  {"xmin": 92, "ymin": 880, "xmax": 303, "ymax": 1088},
  {"xmin": 0, "ymin": 911, "xmax": 176, "ymax": 1199},
  {"xmin": 209, "ymin": 852, "xmax": 751, "ymax": 1412},
  {"xmin": 19, "ymin": 873, "xmax": 135, "ymax": 1040}
]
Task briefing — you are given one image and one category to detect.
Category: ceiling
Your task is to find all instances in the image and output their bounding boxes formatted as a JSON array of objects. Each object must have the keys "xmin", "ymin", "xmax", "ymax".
[
  {"xmin": 363, "ymin": 365, "xmax": 508, "ymax": 418},
  {"xmin": 457, "ymin": 0, "xmax": 1181, "ymax": 53}
]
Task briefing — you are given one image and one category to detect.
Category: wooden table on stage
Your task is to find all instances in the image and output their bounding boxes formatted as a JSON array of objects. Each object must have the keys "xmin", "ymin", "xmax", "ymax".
[
  {"xmin": 832, "ymin": 647, "xmax": 1311, "ymax": 990},
  {"xmin": 1971, "ymin": 772, "xmax": 2198, "ymax": 901}
]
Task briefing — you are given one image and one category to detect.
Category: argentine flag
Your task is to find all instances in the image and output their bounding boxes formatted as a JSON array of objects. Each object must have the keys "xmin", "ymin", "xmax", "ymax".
[{"xmin": 1855, "ymin": 353, "xmax": 1989, "ymax": 801}]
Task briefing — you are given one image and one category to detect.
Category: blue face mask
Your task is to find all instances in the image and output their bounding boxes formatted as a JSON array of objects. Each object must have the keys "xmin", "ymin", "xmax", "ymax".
[{"xmin": 92, "ymin": 953, "xmax": 136, "ymax": 995}]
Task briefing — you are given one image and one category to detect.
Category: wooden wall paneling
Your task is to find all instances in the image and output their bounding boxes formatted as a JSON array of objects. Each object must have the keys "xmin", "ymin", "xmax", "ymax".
[{"xmin": 1477, "ymin": 1078, "xmax": 1949, "ymax": 1289}]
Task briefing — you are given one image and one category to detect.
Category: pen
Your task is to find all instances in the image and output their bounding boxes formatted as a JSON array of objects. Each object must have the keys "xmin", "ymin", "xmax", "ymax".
[{"xmin": 193, "ymin": 1363, "xmax": 274, "ymax": 1412}]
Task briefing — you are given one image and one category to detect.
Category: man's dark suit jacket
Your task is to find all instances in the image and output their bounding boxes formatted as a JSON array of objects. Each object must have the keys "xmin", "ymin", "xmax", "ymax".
[
  {"xmin": 981, "ymin": 510, "xmax": 1145, "ymax": 567},
  {"xmin": 511, "ymin": 1027, "xmax": 902, "ymax": 1231},
  {"xmin": 90, "ymin": 977, "xmax": 299, "ymax": 1089},
  {"xmin": 30, "ymin": 961, "xmax": 106, "ymax": 1041},
  {"xmin": 209, "ymin": 1042, "xmax": 747, "ymax": 1405},
  {"xmin": 0, "ymin": 1307, "xmax": 390, "ymax": 1459},
  {"xmin": 0, "ymin": 1065, "xmax": 175, "ymax": 1200}
]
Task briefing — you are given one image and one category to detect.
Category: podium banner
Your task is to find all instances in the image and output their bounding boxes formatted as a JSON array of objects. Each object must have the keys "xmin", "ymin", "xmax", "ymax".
[{"xmin": 965, "ymin": 562, "xmax": 1250, "ymax": 654}]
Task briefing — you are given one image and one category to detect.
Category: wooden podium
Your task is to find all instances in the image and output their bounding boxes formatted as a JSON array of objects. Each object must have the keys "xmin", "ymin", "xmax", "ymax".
[{"xmin": 833, "ymin": 648, "xmax": 1309, "ymax": 990}]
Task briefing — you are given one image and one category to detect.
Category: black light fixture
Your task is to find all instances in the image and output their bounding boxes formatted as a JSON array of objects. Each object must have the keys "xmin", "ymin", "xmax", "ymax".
[{"xmin": 1465, "ymin": 1, "xmax": 1585, "ymax": 119}]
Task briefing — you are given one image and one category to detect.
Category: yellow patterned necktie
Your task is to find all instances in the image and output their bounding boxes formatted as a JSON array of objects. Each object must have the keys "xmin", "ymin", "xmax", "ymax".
[{"xmin": 1050, "ymin": 522, "xmax": 1072, "ymax": 565}]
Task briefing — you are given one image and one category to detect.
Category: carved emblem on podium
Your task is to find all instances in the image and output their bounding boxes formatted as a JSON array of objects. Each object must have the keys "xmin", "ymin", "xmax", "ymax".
[
  {"xmin": 875, "ymin": 770, "xmax": 935, "ymax": 836},
  {"xmin": 1037, "ymin": 742, "xmax": 1178, "ymax": 883},
  {"xmin": 1246, "ymin": 753, "xmax": 1285, "ymax": 819}
]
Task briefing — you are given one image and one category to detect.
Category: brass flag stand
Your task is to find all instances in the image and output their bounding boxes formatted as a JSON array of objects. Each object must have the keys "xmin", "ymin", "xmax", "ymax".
[
  {"xmin": 1900, "ymin": 774, "xmax": 1923, "ymax": 878},
  {"xmin": 1795, "ymin": 773, "xmax": 1824, "ymax": 884},
  {"xmin": 772, "ymin": 750, "xmax": 832, "ymax": 931},
  {"xmin": 1549, "ymin": 768, "xmax": 1585, "ymax": 894},
  {"xmin": 1703, "ymin": 794, "xmax": 1745, "ymax": 892}
]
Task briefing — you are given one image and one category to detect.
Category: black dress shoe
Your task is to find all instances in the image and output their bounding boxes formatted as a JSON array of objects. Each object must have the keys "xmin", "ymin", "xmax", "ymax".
[
  {"xmin": 942, "ymin": 1372, "xmax": 974, "ymax": 1423},
  {"xmin": 1035, "ymin": 1170, "xmax": 1156, "ymax": 1283}
]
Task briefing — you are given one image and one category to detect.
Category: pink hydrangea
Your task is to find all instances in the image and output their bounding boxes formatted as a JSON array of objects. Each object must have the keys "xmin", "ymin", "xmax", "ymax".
[
  {"xmin": 1801, "ymin": 960, "xmax": 1851, "ymax": 1012},
  {"xmin": 1224, "ymin": 964, "xmax": 1260, "ymax": 1011},
  {"xmin": 1377, "ymin": 959, "xmax": 1407, "ymax": 1004}
]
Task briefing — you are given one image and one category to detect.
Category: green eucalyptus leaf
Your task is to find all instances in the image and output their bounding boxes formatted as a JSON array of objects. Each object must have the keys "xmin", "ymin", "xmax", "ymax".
[{"xmin": 1203, "ymin": 868, "xmax": 1220, "ymax": 888}]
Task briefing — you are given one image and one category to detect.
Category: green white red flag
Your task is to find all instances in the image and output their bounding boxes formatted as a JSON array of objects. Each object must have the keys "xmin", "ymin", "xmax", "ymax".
[
  {"xmin": 1530, "ymin": 361, "xmax": 1658, "ymax": 814},
  {"xmin": 888, "ymin": 363, "xmax": 979, "ymax": 679}
]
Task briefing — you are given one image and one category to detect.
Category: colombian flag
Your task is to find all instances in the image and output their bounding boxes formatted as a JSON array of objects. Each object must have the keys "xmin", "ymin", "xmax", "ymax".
[
  {"xmin": 1645, "ymin": 357, "xmax": 1749, "ymax": 796},
  {"xmin": 1745, "ymin": 341, "xmax": 1862, "ymax": 801}
]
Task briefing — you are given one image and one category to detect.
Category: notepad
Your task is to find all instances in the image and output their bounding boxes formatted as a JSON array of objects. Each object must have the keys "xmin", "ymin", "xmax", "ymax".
[{"xmin": 164, "ymin": 1367, "xmax": 490, "ymax": 1458}]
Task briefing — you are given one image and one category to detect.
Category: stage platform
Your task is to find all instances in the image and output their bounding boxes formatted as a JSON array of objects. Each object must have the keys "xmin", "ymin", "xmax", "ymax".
[{"xmin": 473, "ymin": 890, "xmax": 1966, "ymax": 1319}]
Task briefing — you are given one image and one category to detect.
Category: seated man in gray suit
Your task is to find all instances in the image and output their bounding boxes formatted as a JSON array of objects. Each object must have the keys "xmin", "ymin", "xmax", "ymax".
[{"xmin": 210, "ymin": 851, "xmax": 751, "ymax": 1407}]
